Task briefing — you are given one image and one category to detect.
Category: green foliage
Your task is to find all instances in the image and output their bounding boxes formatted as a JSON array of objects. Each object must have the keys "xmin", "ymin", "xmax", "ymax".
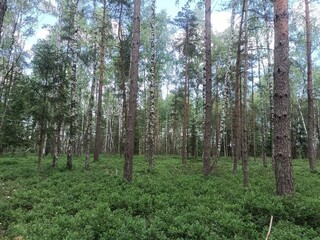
[{"xmin": 1, "ymin": 155, "xmax": 320, "ymax": 239}]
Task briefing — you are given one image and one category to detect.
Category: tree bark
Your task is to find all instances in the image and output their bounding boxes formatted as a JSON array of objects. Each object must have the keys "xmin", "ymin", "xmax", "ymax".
[
  {"xmin": 124, "ymin": 0, "xmax": 140, "ymax": 182},
  {"xmin": 263, "ymin": 0, "xmax": 274, "ymax": 166},
  {"xmin": 273, "ymin": 0, "xmax": 294, "ymax": 195},
  {"xmin": 182, "ymin": 17, "xmax": 189, "ymax": 165},
  {"xmin": 233, "ymin": 0, "xmax": 246, "ymax": 175},
  {"xmin": 0, "ymin": 0, "xmax": 7, "ymax": 42},
  {"xmin": 203, "ymin": 0, "xmax": 212, "ymax": 176},
  {"xmin": 242, "ymin": 0, "xmax": 249, "ymax": 188},
  {"xmin": 94, "ymin": 0, "xmax": 107, "ymax": 162},
  {"xmin": 147, "ymin": 0, "xmax": 156, "ymax": 171},
  {"xmin": 215, "ymin": 0, "xmax": 236, "ymax": 161},
  {"xmin": 305, "ymin": 0, "xmax": 316, "ymax": 172},
  {"xmin": 84, "ymin": 0, "xmax": 98, "ymax": 169},
  {"xmin": 66, "ymin": 0, "xmax": 79, "ymax": 170}
]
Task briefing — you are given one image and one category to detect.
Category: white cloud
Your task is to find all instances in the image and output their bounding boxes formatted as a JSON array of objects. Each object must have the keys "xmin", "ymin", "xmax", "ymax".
[
  {"xmin": 212, "ymin": 11, "xmax": 231, "ymax": 33},
  {"xmin": 35, "ymin": 28, "xmax": 50, "ymax": 40}
]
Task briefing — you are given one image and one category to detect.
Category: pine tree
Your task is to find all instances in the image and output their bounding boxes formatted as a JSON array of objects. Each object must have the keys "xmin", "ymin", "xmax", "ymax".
[
  {"xmin": 273, "ymin": 0, "xmax": 294, "ymax": 195},
  {"xmin": 305, "ymin": 0, "xmax": 316, "ymax": 172},
  {"xmin": 203, "ymin": 0, "xmax": 212, "ymax": 176},
  {"xmin": 124, "ymin": 0, "xmax": 141, "ymax": 182}
]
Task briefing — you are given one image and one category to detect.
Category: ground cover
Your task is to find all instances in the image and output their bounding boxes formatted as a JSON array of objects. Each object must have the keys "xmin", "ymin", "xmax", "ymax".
[{"xmin": 1, "ymin": 154, "xmax": 320, "ymax": 239}]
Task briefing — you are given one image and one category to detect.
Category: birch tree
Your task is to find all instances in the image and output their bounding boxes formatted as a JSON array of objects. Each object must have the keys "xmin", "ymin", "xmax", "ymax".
[
  {"xmin": 147, "ymin": 0, "xmax": 156, "ymax": 171},
  {"xmin": 66, "ymin": 0, "xmax": 79, "ymax": 170}
]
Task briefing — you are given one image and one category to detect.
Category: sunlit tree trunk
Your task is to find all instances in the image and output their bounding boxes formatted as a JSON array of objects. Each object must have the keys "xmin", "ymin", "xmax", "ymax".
[
  {"xmin": 273, "ymin": 0, "xmax": 294, "ymax": 195},
  {"xmin": 94, "ymin": 0, "xmax": 107, "ymax": 162},
  {"xmin": 305, "ymin": 0, "xmax": 316, "ymax": 172},
  {"xmin": 124, "ymin": 0, "xmax": 140, "ymax": 182},
  {"xmin": 147, "ymin": 0, "xmax": 156, "ymax": 171},
  {"xmin": 203, "ymin": 0, "xmax": 212, "ymax": 176},
  {"xmin": 66, "ymin": 0, "xmax": 79, "ymax": 170},
  {"xmin": 215, "ymin": 0, "xmax": 235, "ymax": 161},
  {"xmin": 83, "ymin": 0, "xmax": 98, "ymax": 169}
]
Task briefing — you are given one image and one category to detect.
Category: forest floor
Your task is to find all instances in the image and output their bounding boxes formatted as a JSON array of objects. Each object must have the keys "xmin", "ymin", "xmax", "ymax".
[{"xmin": 1, "ymin": 154, "xmax": 320, "ymax": 239}]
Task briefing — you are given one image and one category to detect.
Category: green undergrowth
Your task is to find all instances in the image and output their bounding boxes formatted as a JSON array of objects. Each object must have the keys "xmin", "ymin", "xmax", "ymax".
[{"xmin": 1, "ymin": 154, "xmax": 320, "ymax": 239}]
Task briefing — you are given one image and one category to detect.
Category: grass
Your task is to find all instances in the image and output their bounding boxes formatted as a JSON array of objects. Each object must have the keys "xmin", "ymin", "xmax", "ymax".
[{"xmin": 1, "ymin": 154, "xmax": 320, "ymax": 239}]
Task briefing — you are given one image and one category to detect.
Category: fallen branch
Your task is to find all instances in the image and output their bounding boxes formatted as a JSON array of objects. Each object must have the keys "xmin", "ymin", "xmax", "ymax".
[{"xmin": 265, "ymin": 215, "xmax": 273, "ymax": 240}]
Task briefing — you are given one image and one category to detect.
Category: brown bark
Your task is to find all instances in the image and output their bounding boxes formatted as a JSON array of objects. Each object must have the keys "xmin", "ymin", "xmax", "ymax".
[
  {"xmin": 273, "ymin": 0, "xmax": 294, "ymax": 195},
  {"xmin": 182, "ymin": 22, "xmax": 189, "ymax": 165},
  {"xmin": 242, "ymin": 0, "xmax": 249, "ymax": 188},
  {"xmin": 203, "ymin": 0, "xmax": 212, "ymax": 176},
  {"xmin": 124, "ymin": 0, "xmax": 140, "ymax": 182},
  {"xmin": 94, "ymin": 0, "xmax": 107, "ymax": 162},
  {"xmin": 233, "ymin": 0, "xmax": 246, "ymax": 175},
  {"xmin": 305, "ymin": 0, "xmax": 316, "ymax": 172}
]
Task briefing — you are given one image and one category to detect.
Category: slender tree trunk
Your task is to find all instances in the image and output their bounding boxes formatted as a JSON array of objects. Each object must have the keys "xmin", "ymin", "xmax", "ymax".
[
  {"xmin": 52, "ymin": 0, "xmax": 64, "ymax": 168},
  {"xmin": 66, "ymin": 0, "xmax": 79, "ymax": 170},
  {"xmin": 263, "ymin": 0, "xmax": 274, "ymax": 165},
  {"xmin": 84, "ymin": 1, "xmax": 98, "ymax": 169},
  {"xmin": 173, "ymin": 94, "xmax": 178, "ymax": 155},
  {"xmin": 305, "ymin": 0, "xmax": 316, "ymax": 172},
  {"xmin": 242, "ymin": 0, "xmax": 249, "ymax": 188},
  {"xmin": 233, "ymin": 0, "xmax": 246, "ymax": 175},
  {"xmin": 124, "ymin": 0, "xmax": 140, "ymax": 182},
  {"xmin": 147, "ymin": 0, "xmax": 156, "ymax": 171},
  {"xmin": 38, "ymin": 121, "xmax": 47, "ymax": 176},
  {"xmin": 182, "ymin": 23, "xmax": 189, "ymax": 165},
  {"xmin": 251, "ymin": 62, "xmax": 256, "ymax": 162},
  {"xmin": 0, "ymin": 0, "xmax": 7, "ymax": 42},
  {"xmin": 215, "ymin": 0, "xmax": 236, "ymax": 161},
  {"xmin": 257, "ymin": 37, "xmax": 267, "ymax": 167},
  {"xmin": 203, "ymin": 0, "xmax": 212, "ymax": 176},
  {"xmin": 94, "ymin": 0, "xmax": 107, "ymax": 162},
  {"xmin": 118, "ymin": 2, "xmax": 127, "ymax": 156},
  {"xmin": 215, "ymin": 64, "xmax": 219, "ymax": 157},
  {"xmin": 273, "ymin": 0, "xmax": 294, "ymax": 195}
]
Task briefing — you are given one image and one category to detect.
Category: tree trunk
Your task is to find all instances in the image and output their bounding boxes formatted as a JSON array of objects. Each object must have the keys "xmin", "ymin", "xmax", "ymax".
[
  {"xmin": 0, "ymin": 0, "xmax": 7, "ymax": 42},
  {"xmin": 242, "ymin": 0, "xmax": 249, "ymax": 188},
  {"xmin": 84, "ymin": 0, "xmax": 98, "ymax": 169},
  {"xmin": 94, "ymin": 0, "xmax": 107, "ymax": 162},
  {"xmin": 263, "ymin": 0, "xmax": 274, "ymax": 166},
  {"xmin": 273, "ymin": 0, "xmax": 294, "ymax": 195},
  {"xmin": 66, "ymin": 0, "xmax": 79, "ymax": 170},
  {"xmin": 182, "ymin": 23, "xmax": 189, "ymax": 165},
  {"xmin": 147, "ymin": 0, "xmax": 156, "ymax": 171},
  {"xmin": 256, "ymin": 36, "xmax": 267, "ymax": 167},
  {"xmin": 215, "ymin": 64, "xmax": 219, "ymax": 158},
  {"xmin": 124, "ymin": 0, "xmax": 140, "ymax": 182},
  {"xmin": 233, "ymin": 0, "xmax": 246, "ymax": 175},
  {"xmin": 203, "ymin": 0, "xmax": 212, "ymax": 176},
  {"xmin": 305, "ymin": 0, "xmax": 316, "ymax": 172},
  {"xmin": 215, "ymin": 0, "xmax": 236, "ymax": 161}
]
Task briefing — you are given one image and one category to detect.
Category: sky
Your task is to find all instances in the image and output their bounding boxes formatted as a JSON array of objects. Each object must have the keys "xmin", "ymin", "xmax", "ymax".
[{"xmin": 25, "ymin": 0, "xmax": 230, "ymax": 52}]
